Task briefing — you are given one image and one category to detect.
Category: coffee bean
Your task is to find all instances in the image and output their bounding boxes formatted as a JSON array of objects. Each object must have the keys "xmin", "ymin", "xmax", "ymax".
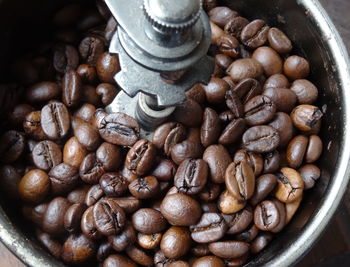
[
  {"xmin": 36, "ymin": 231, "xmax": 62, "ymax": 259},
  {"xmin": 215, "ymin": 54, "xmax": 233, "ymax": 70},
  {"xmin": 290, "ymin": 79, "xmax": 318, "ymax": 104},
  {"xmin": 267, "ymin": 27, "xmax": 292, "ymax": 54},
  {"xmin": 26, "ymin": 82, "xmax": 61, "ymax": 104},
  {"xmin": 268, "ymin": 112, "xmax": 294, "ymax": 148},
  {"xmin": 93, "ymin": 198, "xmax": 126, "ymax": 236},
  {"xmin": 103, "ymin": 255, "xmax": 137, "ymax": 267},
  {"xmin": 285, "ymin": 195, "xmax": 303, "ymax": 224},
  {"xmin": 218, "ymin": 190, "xmax": 246, "ymax": 214},
  {"xmin": 251, "ymin": 232, "xmax": 274, "ymax": 254},
  {"xmin": 263, "ymin": 88, "xmax": 297, "ymax": 113},
  {"xmin": 125, "ymin": 139, "xmax": 156, "ymax": 176},
  {"xmin": 224, "ymin": 16, "xmax": 249, "ymax": 38},
  {"xmin": 62, "ymin": 234, "xmax": 97, "ymax": 265},
  {"xmin": 263, "ymin": 150, "xmax": 280, "ymax": 174},
  {"xmin": 126, "ymin": 245, "xmax": 154, "ymax": 266},
  {"xmin": 241, "ymin": 19, "xmax": 269, "ymax": 48},
  {"xmin": 284, "ymin": 55, "xmax": 310, "ymax": 80},
  {"xmin": 208, "ymin": 241, "xmax": 250, "ymax": 259},
  {"xmin": 85, "ymin": 184, "xmax": 104, "ymax": 207},
  {"xmin": 227, "ymin": 58, "xmax": 264, "ymax": 82},
  {"xmin": 81, "ymin": 206, "xmax": 102, "ymax": 240},
  {"xmin": 82, "ymin": 84, "xmax": 101, "ymax": 105},
  {"xmin": 154, "ymin": 250, "xmax": 175, "ymax": 267},
  {"xmin": 99, "ymin": 113, "xmax": 140, "ymax": 146},
  {"xmin": 217, "ymin": 34, "xmax": 240, "ymax": 58},
  {"xmin": 225, "ymin": 89, "xmax": 244, "ymax": 118},
  {"xmin": 74, "ymin": 104, "xmax": 96, "ymax": 123},
  {"xmin": 67, "ymin": 186, "xmax": 89, "ymax": 204},
  {"xmin": 271, "ymin": 199, "xmax": 286, "ymax": 233},
  {"xmin": 49, "ymin": 163, "xmax": 79, "ymax": 195},
  {"xmin": 299, "ymin": 164, "xmax": 321, "ymax": 190},
  {"xmin": 96, "ymin": 142, "xmax": 122, "ymax": 171},
  {"xmin": 209, "ymin": 7, "xmax": 238, "ymax": 28},
  {"xmin": 0, "ymin": 130, "xmax": 25, "ymax": 164},
  {"xmin": 305, "ymin": 135, "xmax": 323, "ymax": 163},
  {"xmin": 252, "ymin": 46, "xmax": 283, "ymax": 76},
  {"xmin": 53, "ymin": 44, "xmax": 79, "ymax": 74},
  {"xmin": 18, "ymin": 169, "xmax": 50, "ymax": 203},
  {"xmin": 186, "ymin": 83, "xmax": 207, "ymax": 105},
  {"xmin": 173, "ymin": 99, "xmax": 203, "ymax": 127},
  {"xmin": 99, "ymin": 172, "xmax": 128, "ymax": 197},
  {"xmin": 108, "ymin": 223, "xmax": 137, "ymax": 252},
  {"xmin": 169, "ymin": 261, "xmax": 189, "ymax": 267},
  {"xmin": 80, "ymin": 153, "xmax": 105, "ymax": 184},
  {"xmin": 151, "ymin": 159, "xmax": 177, "ymax": 181},
  {"xmin": 243, "ymin": 125, "xmax": 280, "ymax": 153},
  {"xmin": 153, "ymin": 122, "xmax": 186, "ymax": 155},
  {"xmin": 199, "ymin": 182, "xmax": 221, "ymax": 202},
  {"xmin": 254, "ymin": 200, "xmax": 280, "ymax": 231},
  {"xmin": 225, "ymin": 161, "xmax": 255, "ymax": 201},
  {"xmin": 161, "ymin": 226, "xmax": 191, "ymax": 259},
  {"xmin": 41, "ymin": 102, "xmax": 70, "ymax": 140},
  {"xmin": 161, "ymin": 193, "xmax": 202, "ymax": 226},
  {"xmin": 275, "ymin": 167, "xmax": 304, "ymax": 203},
  {"xmin": 132, "ymin": 208, "xmax": 167, "ymax": 234},
  {"xmin": 263, "ymin": 74, "xmax": 290, "ymax": 90},
  {"xmin": 120, "ymin": 165, "xmax": 138, "ymax": 184},
  {"xmin": 27, "ymin": 140, "xmax": 59, "ymax": 171},
  {"xmin": 62, "ymin": 70, "xmax": 82, "ymax": 107},
  {"xmin": 77, "ymin": 64, "xmax": 98, "ymax": 84},
  {"xmin": 96, "ymin": 52, "xmax": 120, "ymax": 83},
  {"xmin": 105, "ymin": 16, "xmax": 118, "ymax": 41},
  {"xmin": 64, "ymin": 203, "xmax": 87, "ymax": 233},
  {"xmin": 219, "ymin": 110, "xmax": 235, "ymax": 123},
  {"xmin": 244, "ymin": 95, "xmax": 276, "ymax": 126},
  {"xmin": 96, "ymin": 83, "xmax": 119, "ymax": 105},
  {"xmin": 223, "ymin": 75, "xmax": 236, "ymax": 89},
  {"xmin": 203, "ymin": 145, "xmax": 232, "ymax": 183},
  {"xmin": 97, "ymin": 242, "xmax": 112, "ymax": 262},
  {"xmin": 233, "ymin": 149, "xmax": 264, "ymax": 177},
  {"xmin": 286, "ymin": 135, "xmax": 308, "ymax": 169},
  {"xmin": 191, "ymin": 244, "xmax": 210, "ymax": 257},
  {"xmin": 171, "ymin": 140, "xmax": 203, "ymax": 165},
  {"xmin": 79, "ymin": 36, "xmax": 105, "ymax": 66},
  {"xmin": 129, "ymin": 176, "xmax": 159, "ymax": 199},
  {"xmin": 23, "ymin": 111, "xmax": 47, "ymax": 141},
  {"xmin": 201, "ymin": 108, "xmax": 221, "ymax": 147},
  {"xmin": 72, "ymin": 117, "xmax": 101, "ymax": 151},
  {"xmin": 190, "ymin": 213, "xmax": 227, "ymax": 243},
  {"xmin": 137, "ymin": 233, "xmax": 162, "ymax": 250},
  {"xmin": 233, "ymin": 78, "xmax": 262, "ymax": 104},
  {"xmin": 223, "ymin": 205, "xmax": 253, "ymax": 234},
  {"xmin": 291, "ymin": 105, "xmax": 323, "ymax": 133},
  {"xmin": 112, "ymin": 197, "xmax": 141, "ymax": 214},
  {"xmin": 203, "ymin": 77, "xmax": 230, "ymax": 105},
  {"xmin": 63, "ymin": 136, "xmax": 88, "ymax": 168}
]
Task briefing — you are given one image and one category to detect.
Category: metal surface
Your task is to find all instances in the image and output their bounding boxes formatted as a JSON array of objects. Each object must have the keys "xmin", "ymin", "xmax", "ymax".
[{"xmin": 0, "ymin": 0, "xmax": 349, "ymax": 267}]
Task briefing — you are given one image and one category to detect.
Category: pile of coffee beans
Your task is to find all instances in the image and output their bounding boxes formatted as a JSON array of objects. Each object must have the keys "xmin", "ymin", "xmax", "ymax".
[{"xmin": 0, "ymin": 0, "xmax": 324, "ymax": 266}]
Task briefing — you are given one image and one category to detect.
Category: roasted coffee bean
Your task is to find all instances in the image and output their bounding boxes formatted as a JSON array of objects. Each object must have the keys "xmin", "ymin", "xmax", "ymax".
[
  {"xmin": 36, "ymin": 231, "xmax": 62, "ymax": 259},
  {"xmin": 263, "ymin": 150, "xmax": 280, "ymax": 174},
  {"xmin": 201, "ymin": 202, "xmax": 219, "ymax": 213},
  {"xmin": 120, "ymin": 165, "xmax": 138, "ymax": 184},
  {"xmin": 299, "ymin": 164, "xmax": 321, "ymax": 189},
  {"xmin": 209, "ymin": 7, "xmax": 238, "ymax": 28},
  {"xmin": 154, "ymin": 250, "xmax": 175, "ymax": 267},
  {"xmin": 80, "ymin": 153, "xmax": 105, "ymax": 184},
  {"xmin": 41, "ymin": 102, "xmax": 70, "ymax": 140},
  {"xmin": 81, "ymin": 206, "xmax": 102, "ymax": 240},
  {"xmin": 236, "ymin": 224, "xmax": 259, "ymax": 243},
  {"xmin": 275, "ymin": 167, "xmax": 304, "ymax": 203},
  {"xmin": 137, "ymin": 233, "xmax": 162, "ymax": 250},
  {"xmin": 215, "ymin": 54, "xmax": 233, "ymax": 70},
  {"xmin": 218, "ymin": 190, "xmax": 246, "ymax": 214},
  {"xmin": 219, "ymin": 110, "xmax": 235, "ymax": 123},
  {"xmin": 26, "ymin": 82, "xmax": 61, "ymax": 104},
  {"xmin": 223, "ymin": 206, "xmax": 253, "ymax": 234},
  {"xmin": 291, "ymin": 105, "xmax": 323, "ymax": 133},
  {"xmin": 252, "ymin": 47, "xmax": 283, "ymax": 77},
  {"xmin": 125, "ymin": 139, "xmax": 156, "ymax": 176},
  {"xmin": 191, "ymin": 244, "xmax": 210, "ymax": 257},
  {"xmin": 173, "ymin": 99, "xmax": 203, "ymax": 127},
  {"xmin": 208, "ymin": 241, "xmax": 250, "ymax": 259},
  {"xmin": 53, "ymin": 43, "xmax": 79, "ymax": 74},
  {"xmin": 93, "ymin": 198, "xmax": 126, "ymax": 236},
  {"xmin": 77, "ymin": 64, "xmax": 98, "ymax": 84},
  {"xmin": 243, "ymin": 125, "xmax": 280, "ymax": 153},
  {"xmin": 217, "ymin": 34, "xmax": 240, "ymax": 58},
  {"xmin": 210, "ymin": 20, "xmax": 225, "ymax": 44},
  {"xmin": 42, "ymin": 197, "xmax": 70, "ymax": 236},
  {"xmin": 62, "ymin": 234, "xmax": 97, "ymax": 265},
  {"xmin": 100, "ymin": 172, "xmax": 128, "ymax": 197},
  {"xmin": 203, "ymin": 145, "xmax": 232, "ymax": 183},
  {"xmin": 79, "ymin": 36, "xmax": 105, "ymax": 66},
  {"xmin": 227, "ymin": 58, "xmax": 264, "ymax": 82},
  {"xmin": 132, "ymin": 208, "xmax": 166, "ymax": 234},
  {"xmin": 287, "ymin": 135, "xmax": 309, "ymax": 169},
  {"xmin": 23, "ymin": 111, "xmax": 47, "ymax": 140},
  {"xmin": 186, "ymin": 83, "xmax": 207, "ymax": 105},
  {"xmin": 203, "ymin": 77, "xmax": 230, "ymax": 105},
  {"xmin": 225, "ymin": 89, "xmax": 244, "ymax": 118},
  {"xmin": 263, "ymin": 74, "xmax": 290, "ymax": 90},
  {"xmin": 161, "ymin": 193, "xmax": 202, "ymax": 226},
  {"xmin": 263, "ymin": 88, "xmax": 297, "ymax": 113},
  {"xmin": 225, "ymin": 161, "xmax": 255, "ymax": 201},
  {"xmin": 96, "ymin": 52, "xmax": 120, "ymax": 83},
  {"xmin": 233, "ymin": 149, "xmax": 264, "ymax": 177},
  {"xmin": 99, "ymin": 113, "xmax": 140, "ymax": 146},
  {"xmin": 126, "ymin": 245, "xmax": 154, "ymax": 266},
  {"xmin": 62, "ymin": 70, "xmax": 82, "ymax": 107},
  {"xmin": 291, "ymin": 79, "xmax": 318, "ymax": 104},
  {"xmin": 64, "ymin": 203, "xmax": 87, "ymax": 233},
  {"xmin": 268, "ymin": 112, "xmax": 294, "ymax": 148},
  {"xmin": 193, "ymin": 256, "xmax": 224, "ymax": 267},
  {"xmin": 241, "ymin": 19, "xmax": 269, "ymax": 49},
  {"xmin": 82, "ymin": 84, "xmax": 101, "ymax": 105},
  {"xmin": 97, "ymin": 242, "xmax": 113, "ymax": 262},
  {"xmin": 224, "ymin": 16, "xmax": 249, "ymax": 38},
  {"xmin": 67, "ymin": 185, "xmax": 89, "ymax": 204},
  {"xmin": 254, "ymin": 200, "xmax": 280, "ymax": 231},
  {"xmin": 199, "ymin": 183, "xmax": 221, "ymax": 202},
  {"xmin": 49, "ymin": 163, "xmax": 79, "ymax": 195},
  {"xmin": 96, "ymin": 83, "xmax": 119, "ymax": 105},
  {"xmin": 0, "ymin": 130, "xmax": 25, "ymax": 163},
  {"xmin": 74, "ymin": 103, "xmax": 96, "ymax": 123},
  {"xmin": 285, "ymin": 195, "xmax": 302, "ymax": 224},
  {"xmin": 63, "ymin": 136, "xmax": 88, "ymax": 168},
  {"xmin": 72, "ymin": 117, "xmax": 100, "ymax": 151},
  {"xmin": 32, "ymin": 140, "xmax": 62, "ymax": 171},
  {"xmin": 171, "ymin": 140, "xmax": 203, "ymax": 165},
  {"xmin": 18, "ymin": 169, "xmax": 50, "ymax": 203},
  {"xmin": 233, "ymin": 78, "xmax": 262, "ymax": 104},
  {"xmin": 112, "ymin": 197, "xmax": 141, "ymax": 214},
  {"xmin": 108, "ymin": 223, "xmax": 137, "ymax": 252},
  {"xmin": 271, "ymin": 199, "xmax": 286, "ymax": 233},
  {"xmin": 284, "ymin": 55, "xmax": 310, "ymax": 80},
  {"xmin": 174, "ymin": 159, "xmax": 208, "ymax": 195},
  {"xmin": 153, "ymin": 122, "xmax": 186, "ymax": 155},
  {"xmin": 244, "ymin": 95, "xmax": 276, "ymax": 126},
  {"xmin": 85, "ymin": 184, "xmax": 104, "ymax": 207},
  {"xmin": 305, "ymin": 135, "xmax": 323, "ymax": 163},
  {"xmin": 151, "ymin": 159, "xmax": 177, "ymax": 181},
  {"xmin": 0, "ymin": 165, "xmax": 22, "ymax": 200},
  {"xmin": 190, "ymin": 213, "xmax": 227, "ymax": 243},
  {"xmin": 223, "ymin": 75, "xmax": 236, "ymax": 89},
  {"xmin": 161, "ymin": 226, "xmax": 191, "ymax": 259},
  {"xmin": 268, "ymin": 27, "xmax": 292, "ymax": 54},
  {"xmin": 103, "ymin": 254, "xmax": 137, "ymax": 267},
  {"xmin": 129, "ymin": 176, "xmax": 159, "ymax": 199},
  {"xmin": 96, "ymin": 142, "xmax": 122, "ymax": 171},
  {"xmin": 251, "ymin": 232, "xmax": 274, "ymax": 254},
  {"xmin": 201, "ymin": 108, "xmax": 221, "ymax": 147}
]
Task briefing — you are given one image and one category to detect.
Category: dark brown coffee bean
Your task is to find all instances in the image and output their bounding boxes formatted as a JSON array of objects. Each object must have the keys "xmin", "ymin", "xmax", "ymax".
[
  {"xmin": 171, "ymin": 140, "xmax": 203, "ymax": 165},
  {"xmin": 32, "ymin": 141, "xmax": 62, "ymax": 171},
  {"xmin": 81, "ymin": 206, "xmax": 102, "ymax": 240},
  {"xmin": 241, "ymin": 19, "xmax": 269, "ymax": 48},
  {"xmin": 174, "ymin": 159, "xmax": 208, "ymax": 195},
  {"xmin": 223, "ymin": 76, "xmax": 236, "ymax": 89},
  {"xmin": 64, "ymin": 203, "xmax": 87, "ymax": 233},
  {"xmin": 208, "ymin": 241, "xmax": 250, "ymax": 259},
  {"xmin": 49, "ymin": 163, "xmax": 79, "ymax": 195},
  {"xmin": 97, "ymin": 242, "xmax": 113, "ymax": 262},
  {"xmin": 67, "ymin": 185, "xmax": 89, "ymax": 204},
  {"xmin": 233, "ymin": 78, "xmax": 262, "ymax": 104},
  {"xmin": 203, "ymin": 145, "xmax": 232, "ymax": 183},
  {"xmin": 225, "ymin": 161, "xmax": 255, "ymax": 201},
  {"xmin": 173, "ymin": 99, "xmax": 203, "ymax": 127},
  {"xmin": 126, "ymin": 245, "xmax": 153, "ymax": 266},
  {"xmin": 62, "ymin": 234, "xmax": 97, "ymax": 265},
  {"xmin": 77, "ymin": 64, "xmax": 98, "ymax": 84},
  {"xmin": 96, "ymin": 52, "xmax": 120, "ymax": 83},
  {"xmin": 263, "ymin": 74, "xmax": 290, "ymax": 90},
  {"xmin": 286, "ymin": 135, "xmax": 309, "ymax": 169},
  {"xmin": 103, "ymin": 254, "xmax": 137, "ymax": 267},
  {"xmin": 42, "ymin": 197, "xmax": 70, "ymax": 236},
  {"xmin": 219, "ymin": 110, "xmax": 235, "ymax": 123},
  {"xmin": 217, "ymin": 34, "xmax": 240, "ymax": 58},
  {"xmin": 108, "ymin": 223, "xmax": 137, "ymax": 252},
  {"xmin": 151, "ymin": 159, "xmax": 177, "ymax": 181},
  {"xmin": 291, "ymin": 104, "xmax": 323, "ymax": 133},
  {"xmin": 186, "ymin": 83, "xmax": 207, "ymax": 105},
  {"xmin": 252, "ymin": 46, "xmax": 283, "ymax": 76},
  {"xmin": 23, "ymin": 111, "xmax": 47, "ymax": 141},
  {"xmin": 26, "ymin": 82, "xmax": 61, "ymax": 104},
  {"xmin": 72, "ymin": 117, "xmax": 101, "ymax": 151},
  {"xmin": 190, "ymin": 212, "xmax": 227, "ymax": 243},
  {"xmin": 225, "ymin": 89, "xmax": 244, "ymax": 118},
  {"xmin": 80, "ymin": 153, "xmax": 105, "ymax": 184},
  {"xmin": 209, "ymin": 7, "xmax": 238, "ymax": 28},
  {"xmin": 233, "ymin": 149, "xmax": 264, "ymax": 177},
  {"xmin": 18, "ymin": 169, "xmax": 50, "ymax": 203},
  {"xmin": 137, "ymin": 233, "xmax": 162, "ymax": 250},
  {"xmin": 153, "ymin": 122, "xmax": 186, "ymax": 155},
  {"xmin": 79, "ymin": 36, "xmax": 105, "ymax": 66},
  {"xmin": 223, "ymin": 206, "xmax": 253, "ymax": 234},
  {"xmin": 271, "ymin": 199, "xmax": 286, "ymax": 233},
  {"xmin": 218, "ymin": 190, "xmax": 246, "ymax": 214},
  {"xmin": 100, "ymin": 172, "xmax": 128, "ymax": 197},
  {"xmin": 267, "ymin": 27, "xmax": 292, "ymax": 54},
  {"xmin": 161, "ymin": 193, "xmax": 202, "ymax": 226},
  {"xmin": 244, "ymin": 95, "xmax": 276, "ymax": 126},
  {"xmin": 284, "ymin": 55, "xmax": 310, "ymax": 80},
  {"xmin": 120, "ymin": 165, "xmax": 138, "ymax": 183},
  {"xmin": 264, "ymin": 86, "xmax": 297, "ymax": 111},
  {"xmin": 263, "ymin": 150, "xmax": 280, "ymax": 174},
  {"xmin": 299, "ymin": 164, "xmax": 321, "ymax": 190},
  {"xmin": 161, "ymin": 226, "xmax": 191, "ymax": 259},
  {"xmin": 224, "ymin": 16, "xmax": 250, "ymax": 38},
  {"xmin": 0, "ymin": 130, "xmax": 25, "ymax": 164},
  {"xmin": 41, "ymin": 102, "xmax": 70, "ymax": 140},
  {"xmin": 129, "ymin": 176, "xmax": 159, "ymax": 199},
  {"xmin": 191, "ymin": 244, "xmax": 210, "ymax": 257},
  {"xmin": 53, "ymin": 44, "xmax": 79, "ymax": 74},
  {"xmin": 96, "ymin": 142, "xmax": 122, "ymax": 172},
  {"xmin": 199, "ymin": 183, "xmax": 221, "ymax": 202},
  {"xmin": 62, "ymin": 70, "xmax": 82, "ymax": 107},
  {"xmin": 96, "ymin": 83, "xmax": 119, "ymax": 105},
  {"xmin": 85, "ymin": 184, "xmax": 104, "ymax": 207},
  {"xmin": 227, "ymin": 58, "xmax": 264, "ymax": 82},
  {"xmin": 305, "ymin": 135, "xmax": 323, "ymax": 163},
  {"xmin": 291, "ymin": 79, "xmax": 318, "ymax": 104},
  {"xmin": 99, "ymin": 113, "xmax": 140, "ymax": 146},
  {"xmin": 125, "ymin": 139, "xmax": 156, "ymax": 176},
  {"xmin": 63, "ymin": 136, "xmax": 89, "ymax": 168},
  {"xmin": 268, "ymin": 112, "xmax": 294, "ymax": 148},
  {"xmin": 36, "ymin": 231, "xmax": 62, "ymax": 259},
  {"xmin": 210, "ymin": 21, "xmax": 224, "ymax": 45},
  {"xmin": 93, "ymin": 198, "xmax": 126, "ymax": 236},
  {"xmin": 254, "ymin": 200, "xmax": 280, "ymax": 231},
  {"xmin": 215, "ymin": 54, "xmax": 233, "ymax": 70},
  {"xmin": 235, "ymin": 224, "xmax": 259, "ymax": 242},
  {"xmin": 201, "ymin": 108, "xmax": 221, "ymax": 147},
  {"xmin": 243, "ymin": 125, "xmax": 280, "ymax": 153},
  {"xmin": 275, "ymin": 167, "xmax": 304, "ymax": 203},
  {"xmin": 251, "ymin": 232, "xmax": 274, "ymax": 254},
  {"xmin": 154, "ymin": 250, "xmax": 175, "ymax": 267},
  {"xmin": 203, "ymin": 77, "xmax": 230, "ymax": 105},
  {"xmin": 113, "ymin": 197, "xmax": 141, "ymax": 214},
  {"xmin": 74, "ymin": 103, "xmax": 96, "ymax": 123},
  {"xmin": 132, "ymin": 208, "xmax": 166, "ymax": 234},
  {"xmin": 82, "ymin": 84, "xmax": 101, "ymax": 105}
]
